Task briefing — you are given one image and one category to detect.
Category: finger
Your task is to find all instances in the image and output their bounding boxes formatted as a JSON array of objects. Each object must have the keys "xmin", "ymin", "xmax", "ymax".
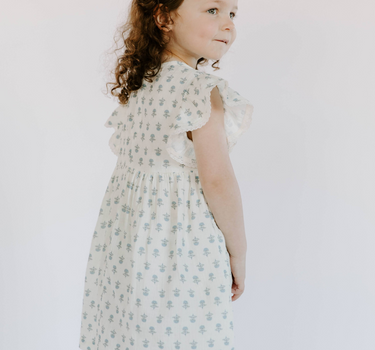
[
  {"xmin": 231, "ymin": 292, "xmax": 240, "ymax": 301},
  {"xmin": 231, "ymin": 284, "xmax": 244, "ymax": 301}
]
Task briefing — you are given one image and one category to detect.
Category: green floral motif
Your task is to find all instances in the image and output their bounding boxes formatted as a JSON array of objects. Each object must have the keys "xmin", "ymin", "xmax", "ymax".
[{"xmin": 79, "ymin": 60, "xmax": 254, "ymax": 350}]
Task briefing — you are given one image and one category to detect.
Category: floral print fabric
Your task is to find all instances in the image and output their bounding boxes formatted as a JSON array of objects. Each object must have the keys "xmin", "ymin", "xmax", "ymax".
[{"xmin": 79, "ymin": 60, "xmax": 253, "ymax": 350}]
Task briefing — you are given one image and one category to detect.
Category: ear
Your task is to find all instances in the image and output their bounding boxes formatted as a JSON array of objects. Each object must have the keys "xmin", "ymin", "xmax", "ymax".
[{"xmin": 153, "ymin": 4, "xmax": 173, "ymax": 32}]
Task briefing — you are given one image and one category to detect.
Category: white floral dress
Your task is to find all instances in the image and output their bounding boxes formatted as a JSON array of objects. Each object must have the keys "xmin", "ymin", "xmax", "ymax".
[{"xmin": 79, "ymin": 60, "xmax": 254, "ymax": 350}]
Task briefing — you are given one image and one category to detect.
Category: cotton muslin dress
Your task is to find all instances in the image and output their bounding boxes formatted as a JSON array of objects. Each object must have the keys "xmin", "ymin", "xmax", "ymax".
[{"xmin": 79, "ymin": 60, "xmax": 253, "ymax": 350}]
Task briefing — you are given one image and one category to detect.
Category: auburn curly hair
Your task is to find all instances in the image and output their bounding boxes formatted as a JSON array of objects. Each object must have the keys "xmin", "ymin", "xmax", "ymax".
[{"xmin": 104, "ymin": 0, "xmax": 221, "ymax": 105}]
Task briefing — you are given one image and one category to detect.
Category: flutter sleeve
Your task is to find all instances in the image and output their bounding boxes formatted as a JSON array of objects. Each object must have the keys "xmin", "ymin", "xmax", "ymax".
[
  {"xmin": 166, "ymin": 71, "xmax": 254, "ymax": 168},
  {"xmin": 104, "ymin": 105, "xmax": 124, "ymax": 156}
]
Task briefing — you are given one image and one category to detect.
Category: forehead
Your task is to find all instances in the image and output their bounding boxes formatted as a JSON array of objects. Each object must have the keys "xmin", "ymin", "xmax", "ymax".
[
  {"xmin": 206, "ymin": 0, "xmax": 238, "ymax": 10},
  {"xmin": 178, "ymin": 0, "xmax": 239, "ymax": 14}
]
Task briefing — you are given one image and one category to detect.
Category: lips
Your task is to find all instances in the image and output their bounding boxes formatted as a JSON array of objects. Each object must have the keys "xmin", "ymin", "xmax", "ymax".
[{"xmin": 216, "ymin": 39, "xmax": 228, "ymax": 44}]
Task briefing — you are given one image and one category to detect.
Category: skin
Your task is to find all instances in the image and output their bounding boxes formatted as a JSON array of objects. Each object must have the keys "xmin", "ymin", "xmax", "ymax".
[
  {"xmin": 154, "ymin": 0, "xmax": 246, "ymax": 302},
  {"xmin": 157, "ymin": 0, "xmax": 238, "ymax": 68}
]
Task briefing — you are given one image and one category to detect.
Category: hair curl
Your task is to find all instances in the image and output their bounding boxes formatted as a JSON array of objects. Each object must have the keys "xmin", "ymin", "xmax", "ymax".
[{"xmin": 104, "ymin": 0, "xmax": 221, "ymax": 105}]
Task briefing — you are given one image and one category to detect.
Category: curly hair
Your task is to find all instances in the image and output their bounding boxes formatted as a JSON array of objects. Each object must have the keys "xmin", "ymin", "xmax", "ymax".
[{"xmin": 104, "ymin": 0, "xmax": 221, "ymax": 105}]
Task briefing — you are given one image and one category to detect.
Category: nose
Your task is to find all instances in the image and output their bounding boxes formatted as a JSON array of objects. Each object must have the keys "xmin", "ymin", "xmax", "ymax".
[{"xmin": 222, "ymin": 16, "xmax": 235, "ymax": 31}]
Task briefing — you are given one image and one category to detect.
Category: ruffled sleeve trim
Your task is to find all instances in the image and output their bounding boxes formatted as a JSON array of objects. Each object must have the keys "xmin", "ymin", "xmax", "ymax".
[
  {"xmin": 166, "ymin": 72, "xmax": 254, "ymax": 168},
  {"xmin": 221, "ymin": 81, "xmax": 254, "ymax": 154},
  {"xmin": 104, "ymin": 105, "xmax": 124, "ymax": 156}
]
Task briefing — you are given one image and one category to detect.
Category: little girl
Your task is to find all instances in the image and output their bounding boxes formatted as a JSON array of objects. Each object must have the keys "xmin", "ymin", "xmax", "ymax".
[{"xmin": 79, "ymin": 0, "xmax": 253, "ymax": 349}]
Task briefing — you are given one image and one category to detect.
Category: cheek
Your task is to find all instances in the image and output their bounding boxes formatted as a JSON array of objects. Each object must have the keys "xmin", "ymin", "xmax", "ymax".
[
  {"xmin": 177, "ymin": 19, "xmax": 217, "ymax": 46},
  {"xmin": 192, "ymin": 19, "xmax": 217, "ymax": 37},
  {"xmin": 187, "ymin": 26, "xmax": 208, "ymax": 45}
]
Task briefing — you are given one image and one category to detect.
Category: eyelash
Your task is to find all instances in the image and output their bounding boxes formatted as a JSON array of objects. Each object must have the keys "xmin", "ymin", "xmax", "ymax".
[{"xmin": 207, "ymin": 8, "xmax": 237, "ymax": 20}]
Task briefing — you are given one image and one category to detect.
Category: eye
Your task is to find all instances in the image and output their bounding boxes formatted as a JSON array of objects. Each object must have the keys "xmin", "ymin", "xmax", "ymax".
[
  {"xmin": 207, "ymin": 8, "xmax": 237, "ymax": 20},
  {"xmin": 207, "ymin": 8, "xmax": 218, "ymax": 15},
  {"xmin": 230, "ymin": 12, "xmax": 237, "ymax": 20}
]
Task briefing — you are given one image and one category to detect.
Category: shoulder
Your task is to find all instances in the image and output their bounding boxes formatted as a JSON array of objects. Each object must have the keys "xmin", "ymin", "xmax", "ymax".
[
  {"xmin": 160, "ymin": 61, "xmax": 227, "ymax": 95},
  {"xmin": 165, "ymin": 62, "xmax": 224, "ymax": 87},
  {"xmin": 186, "ymin": 69, "xmax": 225, "ymax": 88},
  {"xmin": 179, "ymin": 69, "xmax": 228, "ymax": 112}
]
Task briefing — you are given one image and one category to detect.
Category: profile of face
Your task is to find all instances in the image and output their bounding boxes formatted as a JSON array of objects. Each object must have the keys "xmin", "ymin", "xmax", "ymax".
[{"xmin": 156, "ymin": 0, "xmax": 238, "ymax": 66}]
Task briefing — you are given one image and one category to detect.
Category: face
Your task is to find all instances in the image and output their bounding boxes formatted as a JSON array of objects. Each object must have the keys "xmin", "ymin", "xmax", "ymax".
[{"xmin": 160, "ymin": 0, "xmax": 238, "ymax": 67}]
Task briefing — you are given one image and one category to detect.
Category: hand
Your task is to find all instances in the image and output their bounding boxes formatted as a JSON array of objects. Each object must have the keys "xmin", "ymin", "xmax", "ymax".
[{"xmin": 229, "ymin": 254, "xmax": 246, "ymax": 302}]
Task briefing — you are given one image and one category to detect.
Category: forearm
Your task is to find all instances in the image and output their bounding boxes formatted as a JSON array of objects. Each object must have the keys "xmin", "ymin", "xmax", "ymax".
[{"xmin": 201, "ymin": 177, "xmax": 247, "ymax": 258}]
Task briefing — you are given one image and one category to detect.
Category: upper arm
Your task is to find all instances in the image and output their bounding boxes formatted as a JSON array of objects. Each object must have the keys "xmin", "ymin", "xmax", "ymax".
[{"xmin": 191, "ymin": 86, "xmax": 235, "ymax": 187}]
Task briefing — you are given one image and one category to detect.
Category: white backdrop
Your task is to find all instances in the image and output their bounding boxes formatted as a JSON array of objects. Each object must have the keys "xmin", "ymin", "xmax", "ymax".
[{"xmin": 0, "ymin": 0, "xmax": 374, "ymax": 349}]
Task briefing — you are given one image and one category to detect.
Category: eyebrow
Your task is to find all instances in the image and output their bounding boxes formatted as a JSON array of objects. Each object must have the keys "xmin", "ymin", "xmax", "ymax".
[{"xmin": 211, "ymin": 0, "xmax": 238, "ymax": 10}]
